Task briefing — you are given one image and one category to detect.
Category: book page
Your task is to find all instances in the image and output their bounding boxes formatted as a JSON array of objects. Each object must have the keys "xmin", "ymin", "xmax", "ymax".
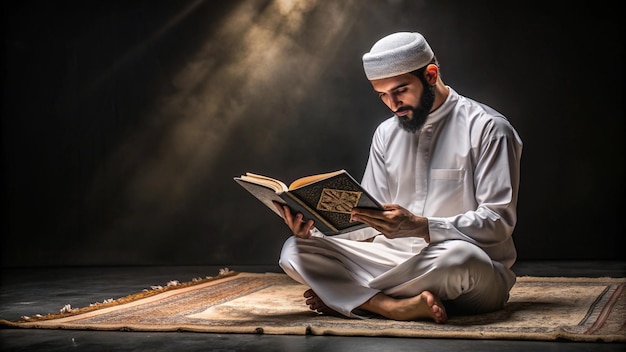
[
  {"xmin": 288, "ymin": 170, "xmax": 345, "ymax": 190},
  {"xmin": 240, "ymin": 173, "xmax": 288, "ymax": 192}
]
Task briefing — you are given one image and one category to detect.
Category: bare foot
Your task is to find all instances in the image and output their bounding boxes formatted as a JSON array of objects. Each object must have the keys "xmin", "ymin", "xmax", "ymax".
[
  {"xmin": 361, "ymin": 291, "xmax": 448, "ymax": 323},
  {"xmin": 303, "ymin": 289, "xmax": 342, "ymax": 317}
]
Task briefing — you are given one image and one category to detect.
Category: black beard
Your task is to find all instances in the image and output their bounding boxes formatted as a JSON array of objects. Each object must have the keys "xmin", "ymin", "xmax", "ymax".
[{"xmin": 397, "ymin": 83, "xmax": 435, "ymax": 133}]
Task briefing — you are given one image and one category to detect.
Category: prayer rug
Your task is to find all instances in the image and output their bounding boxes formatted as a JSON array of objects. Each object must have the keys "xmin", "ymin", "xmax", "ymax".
[{"xmin": 1, "ymin": 271, "xmax": 624, "ymax": 342}]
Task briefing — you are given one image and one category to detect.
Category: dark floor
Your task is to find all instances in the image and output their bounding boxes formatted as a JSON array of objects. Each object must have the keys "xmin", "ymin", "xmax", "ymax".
[{"xmin": 0, "ymin": 261, "xmax": 624, "ymax": 352}]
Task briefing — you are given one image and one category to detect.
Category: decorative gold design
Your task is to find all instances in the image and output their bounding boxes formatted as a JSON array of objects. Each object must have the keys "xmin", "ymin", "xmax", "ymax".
[{"xmin": 316, "ymin": 188, "xmax": 362, "ymax": 214}]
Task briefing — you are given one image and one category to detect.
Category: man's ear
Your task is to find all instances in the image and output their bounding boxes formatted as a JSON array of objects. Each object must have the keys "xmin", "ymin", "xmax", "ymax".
[{"xmin": 424, "ymin": 64, "xmax": 439, "ymax": 85}]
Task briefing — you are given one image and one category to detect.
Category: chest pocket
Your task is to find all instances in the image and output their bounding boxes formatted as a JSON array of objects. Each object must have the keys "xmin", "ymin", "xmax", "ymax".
[{"xmin": 428, "ymin": 168, "xmax": 467, "ymax": 215}]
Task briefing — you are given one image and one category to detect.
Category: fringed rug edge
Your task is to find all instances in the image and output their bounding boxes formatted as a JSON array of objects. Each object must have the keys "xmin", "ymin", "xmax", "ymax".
[{"xmin": 0, "ymin": 268, "xmax": 241, "ymax": 326}]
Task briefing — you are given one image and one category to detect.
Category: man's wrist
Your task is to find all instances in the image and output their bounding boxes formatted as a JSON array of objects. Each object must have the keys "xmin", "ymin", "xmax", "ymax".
[{"xmin": 416, "ymin": 215, "xmax": 430, "ymax": 242}]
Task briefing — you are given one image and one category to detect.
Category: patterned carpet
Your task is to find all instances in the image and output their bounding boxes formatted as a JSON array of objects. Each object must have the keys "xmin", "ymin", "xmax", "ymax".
[{"xmin": 2, "ymin": 272, "xmax": 624, "ymax": 342}]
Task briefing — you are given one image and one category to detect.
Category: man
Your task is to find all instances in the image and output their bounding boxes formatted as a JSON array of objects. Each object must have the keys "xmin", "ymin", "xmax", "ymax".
[{"xmin": 274, "ymin": 32, "xmax": 522, "ymax": 323}]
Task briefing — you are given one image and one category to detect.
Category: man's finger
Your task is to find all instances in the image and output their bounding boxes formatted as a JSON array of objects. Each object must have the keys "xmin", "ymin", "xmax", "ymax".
[{"xmin": 273, "ymin": 202, "xmax": 286, "ymax": 217}]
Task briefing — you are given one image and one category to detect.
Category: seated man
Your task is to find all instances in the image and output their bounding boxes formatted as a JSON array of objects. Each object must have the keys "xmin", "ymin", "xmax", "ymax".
[{"xmin": 274, "ymin": 31, "xmax": 523, "ymax": 323}]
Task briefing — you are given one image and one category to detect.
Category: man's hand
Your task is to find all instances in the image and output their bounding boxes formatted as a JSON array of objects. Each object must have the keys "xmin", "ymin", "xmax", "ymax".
[
  {"xmin": 351, "ymin": 204, "xmax": 430, "ymax": 242},
  {"xmin": 273, "ymin": 202, "xmax": 315, "ymax": 239}
]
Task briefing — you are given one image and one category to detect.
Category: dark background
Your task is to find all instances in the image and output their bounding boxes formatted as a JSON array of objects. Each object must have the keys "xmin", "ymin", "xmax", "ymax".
[{"xmin": 2, "ymin": 0, "xmax": 623, "ymax": 267}]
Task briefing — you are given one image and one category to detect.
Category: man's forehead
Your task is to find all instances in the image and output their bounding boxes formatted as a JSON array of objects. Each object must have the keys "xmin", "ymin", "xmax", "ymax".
[{"xmin": 370, "ymin": 73, "xmax": 419, "ymax": 92}]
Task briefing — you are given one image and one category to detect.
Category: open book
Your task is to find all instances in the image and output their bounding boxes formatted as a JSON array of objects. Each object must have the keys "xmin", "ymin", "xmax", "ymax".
[{"xmin": 234, "ymin": 170, "xmax": 383, "ymax": 236}]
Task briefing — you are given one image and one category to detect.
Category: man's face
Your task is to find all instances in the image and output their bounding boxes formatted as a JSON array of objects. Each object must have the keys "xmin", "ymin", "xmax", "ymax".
[{"xmin": 371, "ymin": 72, "xmax": 435, "ymax": 133}]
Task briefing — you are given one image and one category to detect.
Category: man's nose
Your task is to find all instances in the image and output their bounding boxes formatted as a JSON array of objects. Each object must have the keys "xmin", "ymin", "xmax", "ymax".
[{"xmin": 388, "ymin": 95, "xmax": 401, "ymax": 111}]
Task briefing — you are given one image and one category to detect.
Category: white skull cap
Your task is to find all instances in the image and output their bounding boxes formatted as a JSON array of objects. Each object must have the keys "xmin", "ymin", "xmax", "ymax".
[{"xmin": 362, "ymin": 32, "xmax": 434, "ymax": 80}]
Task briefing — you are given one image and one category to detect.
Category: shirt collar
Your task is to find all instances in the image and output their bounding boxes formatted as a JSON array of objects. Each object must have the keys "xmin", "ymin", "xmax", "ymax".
[{"xmin": 425, "ymin": 86, "xmax": 458, "ymax": 127}]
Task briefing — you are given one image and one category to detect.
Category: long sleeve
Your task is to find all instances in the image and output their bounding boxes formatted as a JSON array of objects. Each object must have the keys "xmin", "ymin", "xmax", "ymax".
[{"xmin": 427, "ymin": 115, "xmax": 522, "ymax": 267}]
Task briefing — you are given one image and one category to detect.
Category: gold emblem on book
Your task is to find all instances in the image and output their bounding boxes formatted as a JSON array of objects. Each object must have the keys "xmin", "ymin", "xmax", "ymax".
[{"xmin": 317, "ymin": 188, "xmax": 362, "ymax": 214}]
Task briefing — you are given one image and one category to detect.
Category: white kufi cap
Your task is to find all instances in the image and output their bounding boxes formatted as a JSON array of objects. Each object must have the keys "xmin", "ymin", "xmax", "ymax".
[{"xmin": 362, "ymin": 32, "xmax": 434, "ymax": 80}]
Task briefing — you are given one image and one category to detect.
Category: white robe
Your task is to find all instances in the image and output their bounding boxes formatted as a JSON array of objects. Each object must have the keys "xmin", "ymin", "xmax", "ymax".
[{"xmin": 279, "ymin": 87, "xmax": 523, "ymax": 318}]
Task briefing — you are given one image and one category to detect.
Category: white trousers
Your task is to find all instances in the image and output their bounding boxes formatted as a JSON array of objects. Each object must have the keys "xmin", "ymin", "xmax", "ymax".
[{"xmin": 279, "ymin": 235, "xmax": 516, "ymax": 318}]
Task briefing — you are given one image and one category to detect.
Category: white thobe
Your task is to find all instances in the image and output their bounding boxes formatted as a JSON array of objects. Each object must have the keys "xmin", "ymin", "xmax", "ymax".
[{"xmin": 279, "ymin": 87, "xmax": 523, "ymax": 318}]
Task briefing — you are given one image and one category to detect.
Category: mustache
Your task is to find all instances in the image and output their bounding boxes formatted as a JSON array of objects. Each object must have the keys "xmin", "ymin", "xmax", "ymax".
[
  {"xmin": 393, "ymin": 106, "xmax": 415, "ymax": 115},
  {"xmin": 394, "ymin": 106, "xmax": 414, "ymax": 114}
]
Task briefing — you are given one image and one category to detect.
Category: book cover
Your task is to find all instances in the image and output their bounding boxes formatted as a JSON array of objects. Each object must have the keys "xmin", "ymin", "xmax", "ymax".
[{"xmin": 234, "ymin": 170, "xmax": 383, "ymax": 236}]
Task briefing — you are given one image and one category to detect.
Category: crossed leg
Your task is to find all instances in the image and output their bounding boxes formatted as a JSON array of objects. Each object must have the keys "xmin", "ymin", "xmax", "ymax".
[{"xmin": 281, "ymin": 237, "xmax": 510, "ymax": 324}]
